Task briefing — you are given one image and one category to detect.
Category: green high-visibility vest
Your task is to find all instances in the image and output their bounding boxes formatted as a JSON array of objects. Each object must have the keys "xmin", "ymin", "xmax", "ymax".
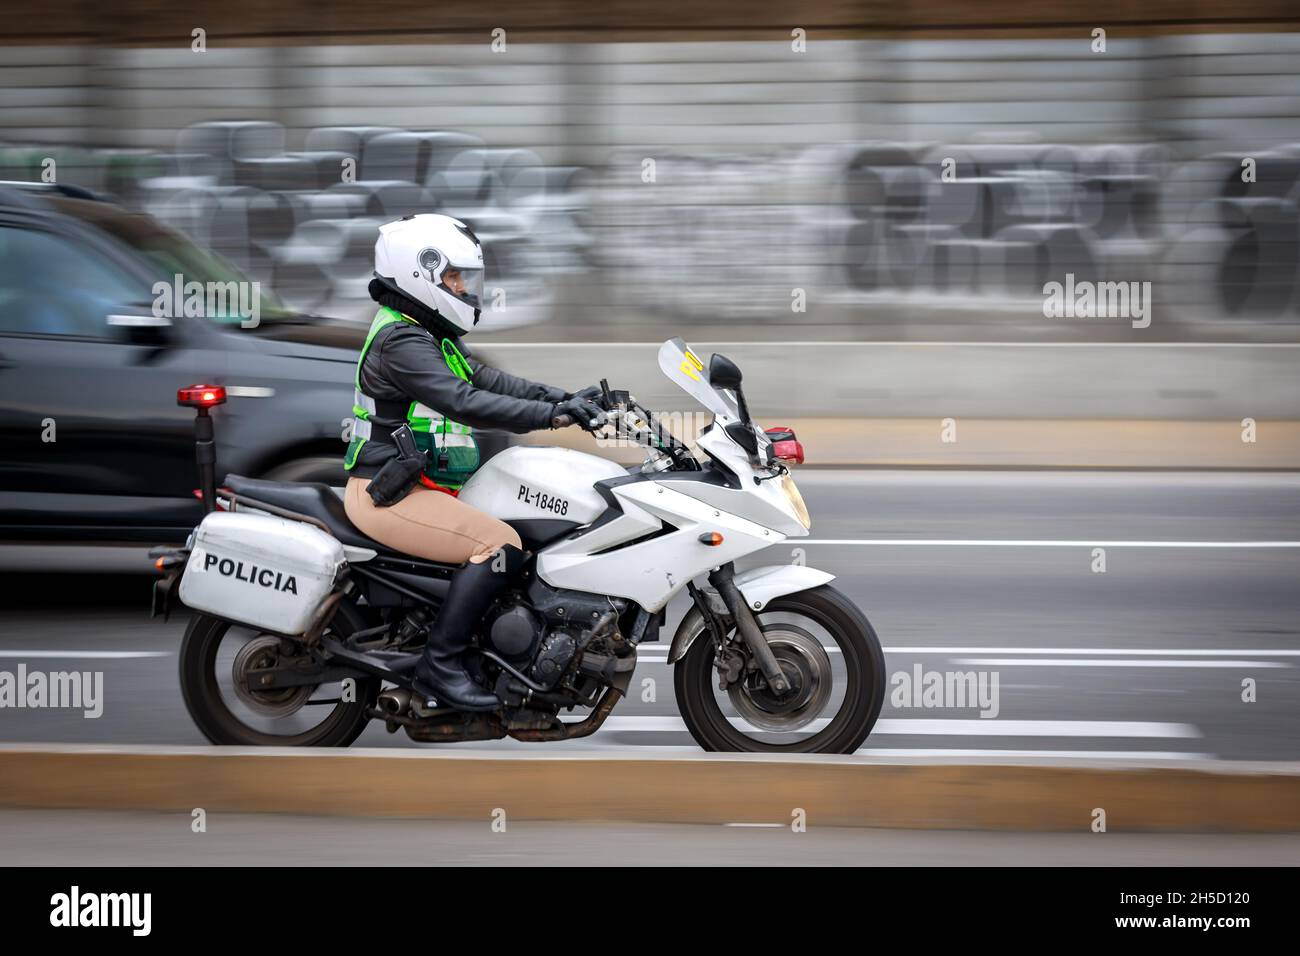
[{"xmin": 343, "ymin": 307, "xmax": 480, "ymax": 488}]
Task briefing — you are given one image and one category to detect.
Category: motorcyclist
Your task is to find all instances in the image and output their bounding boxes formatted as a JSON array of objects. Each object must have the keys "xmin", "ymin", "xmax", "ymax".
[{"xmin": 343, "ymin": 213, "xmax": 606, "ymax": 711}]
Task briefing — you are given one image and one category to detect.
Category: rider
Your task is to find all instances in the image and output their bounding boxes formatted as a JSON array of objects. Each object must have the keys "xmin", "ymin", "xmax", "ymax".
[{"xmin": 343, "ymin": 213, "xmax": 606, "ymax": 711}]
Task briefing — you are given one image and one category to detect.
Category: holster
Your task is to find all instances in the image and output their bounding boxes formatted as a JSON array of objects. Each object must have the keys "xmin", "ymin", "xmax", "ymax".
[{"xmin": 367, "ymin": 423, "xmax": 428, "ymax": 507}]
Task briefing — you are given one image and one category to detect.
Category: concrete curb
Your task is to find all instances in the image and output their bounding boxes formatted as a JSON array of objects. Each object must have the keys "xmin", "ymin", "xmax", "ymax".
[{"xmin": 1, "ymin": 745, "xmax": 1298, "ymax": 831}]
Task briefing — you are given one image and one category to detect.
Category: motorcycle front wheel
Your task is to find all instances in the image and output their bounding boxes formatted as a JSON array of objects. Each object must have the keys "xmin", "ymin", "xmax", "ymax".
[{"xmin": 674, "ymin": 585, "xmax": 885, "ymax": 754}]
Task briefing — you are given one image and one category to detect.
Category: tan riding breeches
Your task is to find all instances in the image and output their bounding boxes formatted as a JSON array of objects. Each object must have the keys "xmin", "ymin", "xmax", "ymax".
[{"xmin": 344, "ymin": 477, "xmax": 521, "ymax": 565}]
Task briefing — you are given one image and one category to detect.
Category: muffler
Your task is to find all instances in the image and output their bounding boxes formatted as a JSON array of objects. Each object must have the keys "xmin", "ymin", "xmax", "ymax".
[{"xmin": 377, "ymin": 688, "xmax": 411, "ymax": 716}]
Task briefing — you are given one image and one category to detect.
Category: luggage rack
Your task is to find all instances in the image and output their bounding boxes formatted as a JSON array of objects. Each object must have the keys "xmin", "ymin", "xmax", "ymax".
[{"xmin": 216, "ymin": 489, "xmax": 334, "ymax": 538}]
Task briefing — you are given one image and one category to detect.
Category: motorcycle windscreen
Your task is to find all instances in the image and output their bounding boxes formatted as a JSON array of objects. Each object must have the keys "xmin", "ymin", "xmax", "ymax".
[{"xmin": 657, "ymin": 338, "xmax": 742, "ymax": 422}]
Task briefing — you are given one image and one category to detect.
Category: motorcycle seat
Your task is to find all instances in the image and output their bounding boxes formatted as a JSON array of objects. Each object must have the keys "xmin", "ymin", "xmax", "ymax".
[
  {"xmin": 226, "ymin": 476, "xmax": 582, "ymax": 556},
  {"xmin": 220, "ymin": 474, "xmax": 579, "ymax": 557},
  {"xmin": 221, "ymin": 474, "xmax": 410, "ymax": 555}
]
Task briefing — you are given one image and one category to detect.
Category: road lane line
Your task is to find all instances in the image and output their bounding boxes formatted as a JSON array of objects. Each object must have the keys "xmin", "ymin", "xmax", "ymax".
[
  {"xmin": 455, "ymin": 743, "xmax": 1216, "ymax": 760},
  {"xmin": 0, "ymin": 651, "xmax": 170, "ymax": 659},
  {"xmin": 576, "ymin": 715, "xmax": 1200, "ymax": 738},
  {"xmin": 486, "ymin": 341, "xmax": 1300, "ymax": 349},
  {"xmin": 635, "ymin": 648, "xmax": 1300, "ymax": 661},
  {"xmin": 852, "ymin": 749, "xmax": 1213, "ymax": 760},
  {"xmin": 798, "ymin": 539, "xmax": 1300, "ymax": 547},
  {"xmin": 951, "ymin": 658, "xmax": 1290, "ymax": 668},
  {"xmin": 875, "ymin": 719, "xmax": 1200, "ymax": 737},
  {"xmin": 880, "ymin": 648, "xmax": 1300, "ymax": 656}
]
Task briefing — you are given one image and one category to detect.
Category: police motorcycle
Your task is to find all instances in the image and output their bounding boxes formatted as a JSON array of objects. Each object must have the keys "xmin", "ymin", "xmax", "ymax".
[{"xmin": 151, "ymin": 338, "xmax": 886, "ymax": 753}]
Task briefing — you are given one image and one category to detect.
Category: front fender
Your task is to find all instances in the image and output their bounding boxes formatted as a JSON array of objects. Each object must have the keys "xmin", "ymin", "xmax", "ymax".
[{"xmin": 666, "ymin": 564, "xmax": 835, "ymax": 664}]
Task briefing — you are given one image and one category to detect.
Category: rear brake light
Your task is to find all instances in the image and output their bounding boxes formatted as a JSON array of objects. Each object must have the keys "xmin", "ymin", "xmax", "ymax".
[
  {"xmin": 192, "ymin": 489, "xmax": 227, "ymax": 511},
  {"xmin": 177, "ymin": 385, "xmax": 226, "ymax": 408}
]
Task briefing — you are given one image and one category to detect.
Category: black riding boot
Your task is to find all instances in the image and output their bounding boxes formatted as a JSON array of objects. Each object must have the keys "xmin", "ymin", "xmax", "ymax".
[{"xmin": 413, "ymin": 544, "xmax": 526, "ymax": 711}]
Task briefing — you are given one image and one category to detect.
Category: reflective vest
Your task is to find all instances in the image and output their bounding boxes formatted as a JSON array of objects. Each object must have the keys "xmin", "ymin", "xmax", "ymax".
[{"xmin": 343, "ymin": 307, "xmax": 480, "ymax": 489}]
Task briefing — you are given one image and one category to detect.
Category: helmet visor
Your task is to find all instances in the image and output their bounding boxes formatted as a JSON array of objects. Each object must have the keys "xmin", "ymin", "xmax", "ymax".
[{"xmin": 439, "ymin": 265, "xmax": 483, "ymax": 310}]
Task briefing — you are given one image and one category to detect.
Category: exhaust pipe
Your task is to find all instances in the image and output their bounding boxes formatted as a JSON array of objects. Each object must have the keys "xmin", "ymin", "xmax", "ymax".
[{"xmin": 377, "ymin": 688, "xmax": 412, "ymax": 716}]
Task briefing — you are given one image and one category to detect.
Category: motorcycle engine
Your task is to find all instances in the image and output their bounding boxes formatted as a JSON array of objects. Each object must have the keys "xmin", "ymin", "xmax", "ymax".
[
  {"xmin": 531, "ymin": 630, "xmax": 578, "ymax": 690},
  {"xmin": 484, "ymin": 586, "xmax": 624, "ymax": 694},
  {"xmin": 485, "ymin": 603, "xmax": 542, "ymax": 663}
]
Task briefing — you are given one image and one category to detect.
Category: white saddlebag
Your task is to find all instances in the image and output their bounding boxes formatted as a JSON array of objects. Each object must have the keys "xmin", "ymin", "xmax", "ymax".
[{"xmin": 178, "ymin": 511, "xmax": 346, "ymax": 636}]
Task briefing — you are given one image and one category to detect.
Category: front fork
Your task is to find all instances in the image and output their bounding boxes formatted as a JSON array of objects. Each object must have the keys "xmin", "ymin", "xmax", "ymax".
[{"xmin": 690, "ymin": 564, "xmax": 793, "ymax": 696}]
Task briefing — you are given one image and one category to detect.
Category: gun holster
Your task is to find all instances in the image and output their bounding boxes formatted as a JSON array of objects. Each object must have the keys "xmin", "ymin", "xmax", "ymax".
[{"xmin": 367, "ymin": 424, "xmax": 428, "ymax": 507}]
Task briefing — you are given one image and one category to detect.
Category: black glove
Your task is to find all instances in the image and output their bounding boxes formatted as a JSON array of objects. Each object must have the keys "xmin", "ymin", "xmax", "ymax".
[
  {"xmin": 552, "ymin": 396, "xmax": 607, "ymax": 431},
  {"xmin": 566, "ymin": 384, "xmax": 603, "ymax": 403}
]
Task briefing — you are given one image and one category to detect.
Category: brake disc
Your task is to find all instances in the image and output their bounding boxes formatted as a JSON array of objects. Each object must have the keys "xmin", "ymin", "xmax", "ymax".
[
  {"xmin": 232, "ymin": 635, "xmax": 314, "ymax": 718},
  {"xmin": 726, "ymin": 623, "xmax": 832, "ymax": 733}
]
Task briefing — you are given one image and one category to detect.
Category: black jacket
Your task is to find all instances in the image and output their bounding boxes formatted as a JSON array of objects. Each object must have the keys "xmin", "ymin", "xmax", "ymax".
[{"xmin": 351, "ymin": 320, "xmax": 567, "ymax": 478}]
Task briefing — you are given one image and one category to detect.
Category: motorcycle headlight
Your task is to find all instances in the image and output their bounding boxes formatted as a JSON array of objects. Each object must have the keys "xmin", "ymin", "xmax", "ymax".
[{"xmin": 780, "ymin": 473, "xmax": 810, "ymax": 530}]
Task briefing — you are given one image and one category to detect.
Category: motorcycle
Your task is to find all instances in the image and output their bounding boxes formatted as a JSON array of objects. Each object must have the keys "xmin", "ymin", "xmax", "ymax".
[{"xmin": 151, "ymin": 338, "xmax": 885, "ymax": 753}]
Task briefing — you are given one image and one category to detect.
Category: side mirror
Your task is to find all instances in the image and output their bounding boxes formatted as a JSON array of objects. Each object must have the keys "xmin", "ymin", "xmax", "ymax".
[
  {"xmin": 708, "ymin": 353, "xmax": 743, "ymax": 390},
  {"xmin": 709, "ymin": 353, "xmax": 758, "ymax": 460}
]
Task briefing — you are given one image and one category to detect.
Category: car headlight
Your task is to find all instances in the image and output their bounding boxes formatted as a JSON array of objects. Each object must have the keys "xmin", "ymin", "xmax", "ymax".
[{"xmin": 780, "ymin": 473, "xmax": 810, "ymax": 530}]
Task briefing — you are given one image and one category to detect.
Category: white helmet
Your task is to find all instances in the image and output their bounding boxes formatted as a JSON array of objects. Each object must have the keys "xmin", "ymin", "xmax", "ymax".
[{"xmin": 373, "ymin": 213, "xmax": 485, "ymax": 333}]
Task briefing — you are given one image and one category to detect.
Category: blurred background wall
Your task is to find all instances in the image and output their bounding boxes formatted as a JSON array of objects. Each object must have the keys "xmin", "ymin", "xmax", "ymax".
[{"xmin": 2, "ymin": 1, "xmax": 1300, "ymax": 341}]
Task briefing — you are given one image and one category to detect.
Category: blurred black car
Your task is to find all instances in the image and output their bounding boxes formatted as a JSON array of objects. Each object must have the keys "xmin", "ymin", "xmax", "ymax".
[{"xmin": 0, "ymin": 182, "xmax": 500, "ymax": 543}]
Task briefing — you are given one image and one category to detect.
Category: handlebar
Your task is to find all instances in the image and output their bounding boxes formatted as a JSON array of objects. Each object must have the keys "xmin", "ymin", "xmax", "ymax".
[
  {"xmin": 551, "ymin": 411, "xmax": 607, "ymax": 433},
  {"xmin": 554, "ymin": 382, "xmax": 700, "ymax": 471},
  {"xmin": 596, "ymin": 389, "xmax": 701, "ymax": 471}
]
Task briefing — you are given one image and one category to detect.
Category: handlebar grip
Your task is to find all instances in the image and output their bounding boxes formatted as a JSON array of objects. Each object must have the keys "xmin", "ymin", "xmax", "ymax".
[{"xmin": 551, "ymin": 413, "xmax": 575, "ymax": 428}]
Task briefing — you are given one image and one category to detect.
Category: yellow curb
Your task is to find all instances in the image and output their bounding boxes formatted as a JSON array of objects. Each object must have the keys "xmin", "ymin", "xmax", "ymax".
[
  {"xmin": 525, "ymin": 419, "xmax": 1300, "ymax": 468},
  {"xmin": 1, "ymin": 746, "xmax": 1297, "ymax": 831}
]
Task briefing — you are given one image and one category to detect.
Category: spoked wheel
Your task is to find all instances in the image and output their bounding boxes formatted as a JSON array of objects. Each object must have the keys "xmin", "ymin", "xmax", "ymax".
[
  {"xmin": 674, "ymin": 585, "xmax": 886, "ymax": 754},
  {"xmin": 179, "ymin": 600, "xmax": 379, "ymax": 747}
]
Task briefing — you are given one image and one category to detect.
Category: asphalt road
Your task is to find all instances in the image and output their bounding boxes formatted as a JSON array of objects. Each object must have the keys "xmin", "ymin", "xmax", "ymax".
[{"xmin": 1, "ymin": 470, "xmax": 1298, "ymax": 762}]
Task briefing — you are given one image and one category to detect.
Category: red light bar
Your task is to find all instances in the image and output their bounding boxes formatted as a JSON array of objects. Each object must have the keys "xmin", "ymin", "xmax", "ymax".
[
  {"xmin": 764, "ymin": 425, "xmax": 805, "ymax": 465},
  {"xmin": 773, "ymin": 439, "xmax": 805, "ymax": 464},
  {"xmin": 177, "ymin": 384, "xmax": 226, "ymax": 408}
]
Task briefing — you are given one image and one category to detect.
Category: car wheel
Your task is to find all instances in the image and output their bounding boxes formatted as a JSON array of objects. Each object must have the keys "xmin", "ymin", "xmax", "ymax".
[{"xmin": 260, "ymin": 455, "xmax": 346, "ymax": 486}]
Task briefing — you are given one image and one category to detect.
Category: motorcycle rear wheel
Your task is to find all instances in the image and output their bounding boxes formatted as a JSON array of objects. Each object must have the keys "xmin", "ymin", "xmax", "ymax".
[{"xmin": 179, "ymin": 599, "xmax": 379, "ymax": 747}]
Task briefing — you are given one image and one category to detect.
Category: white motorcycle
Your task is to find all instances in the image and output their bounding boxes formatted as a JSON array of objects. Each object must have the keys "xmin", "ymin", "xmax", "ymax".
[{"xmin": 152, "ymin": 338, "xmax": 885, "ymax": 753}]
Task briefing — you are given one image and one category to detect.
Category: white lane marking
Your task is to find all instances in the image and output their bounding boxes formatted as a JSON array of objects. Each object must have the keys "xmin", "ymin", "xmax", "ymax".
[
  {"xmin": 575, "ymin": 715, "xmax": 1199, "ymax": 738},
  {"xmin": 491, "ymin": 743, "xmax": 1211, "ymax": 760},
  {"xmin": 952, "ymin": 658, "xmax": 1290, "ymax": 669},
  {"xmin": 880, "ymin": 647, "xmax": 1300, "ymax": 656},
  {"xmin": 853, "ymin": 749, "xmax": 1212, "ymax": 760},
  {"xmin": 0, "ymin": 651, "xmax": 170, "ymax": 659},
  {"xmin": 799, "ymin": 538, "xmax": 1300, "ymax": 548},
  {"xmin": 483, "ymin": 341, "xmax": 1300, "ymax": 349},
  {"xmin": 636, "ymin": 648, "xmax": 1300, "ymax": 662},
  {"xmin": 877, "ymin": 719, "xmax": 1199, "ymax": 737}
]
